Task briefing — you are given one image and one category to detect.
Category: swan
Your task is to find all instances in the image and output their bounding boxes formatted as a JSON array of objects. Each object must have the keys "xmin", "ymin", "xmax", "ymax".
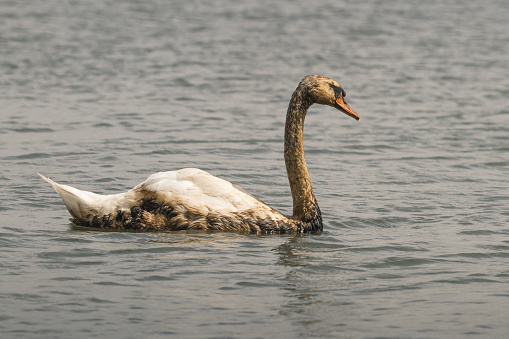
[{"xmin": 39, "ymin": 75, "xmax": 359, "ymax": 233}]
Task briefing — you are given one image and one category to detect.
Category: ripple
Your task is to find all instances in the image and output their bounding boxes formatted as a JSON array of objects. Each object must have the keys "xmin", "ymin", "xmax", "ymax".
[
  {"xmin": 136, "ymin": 275, "xmax": 176, "ymax": 282},
  {"xmin": 9, "ymin": 127, "xmax": 54, "ymax": 133},
  {"xmin": 13, "ymin": 152, "xmax": 52, "ymax": 160},
  {"xmin": 87, "ymin": 297, "xmax": 115, "ymax": 304}
]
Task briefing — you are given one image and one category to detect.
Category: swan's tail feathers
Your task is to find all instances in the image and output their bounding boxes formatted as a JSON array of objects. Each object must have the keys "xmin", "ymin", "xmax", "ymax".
[{"xmin": 38, "ymin": 173, "xmax": 110, "ymax": 221}]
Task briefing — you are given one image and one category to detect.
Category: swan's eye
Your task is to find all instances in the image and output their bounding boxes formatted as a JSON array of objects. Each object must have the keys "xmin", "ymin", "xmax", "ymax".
[{"xmin": 332, "ymin": 85, "xmax": 345, "ymax": 99}]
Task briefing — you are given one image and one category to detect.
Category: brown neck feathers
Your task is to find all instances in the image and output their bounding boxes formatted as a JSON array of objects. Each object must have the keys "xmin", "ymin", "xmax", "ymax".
[{"xmin": 284, "ymin": 85, "xmax": 320, "ymax": 223}]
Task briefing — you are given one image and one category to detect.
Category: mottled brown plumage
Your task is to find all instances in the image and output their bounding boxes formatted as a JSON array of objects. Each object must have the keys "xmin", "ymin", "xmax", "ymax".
[{"xmin": 39, "ymin": 75, "xmax": 359, "ymax": 233}]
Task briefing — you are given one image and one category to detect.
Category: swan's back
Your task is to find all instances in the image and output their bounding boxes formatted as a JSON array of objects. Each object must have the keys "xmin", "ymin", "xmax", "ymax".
[{"xmin": 137, "ymin": 169, "xmax": 264, "ymax": 214}]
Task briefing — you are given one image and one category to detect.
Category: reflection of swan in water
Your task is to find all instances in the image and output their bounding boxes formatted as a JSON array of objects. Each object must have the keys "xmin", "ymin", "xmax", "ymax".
[
  {"xmin": 275, "ymin": 236, "xmax": 339, "ymax": 333},
  {"xmin": 39, "ymin": 75, "xmax": 359, "ymax": 233}
]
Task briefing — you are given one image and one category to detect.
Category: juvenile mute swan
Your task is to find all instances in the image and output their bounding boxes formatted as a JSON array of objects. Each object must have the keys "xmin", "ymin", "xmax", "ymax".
[{"xmin": 39, "ymin": 75, "xmax": 359, "ymax": 233}]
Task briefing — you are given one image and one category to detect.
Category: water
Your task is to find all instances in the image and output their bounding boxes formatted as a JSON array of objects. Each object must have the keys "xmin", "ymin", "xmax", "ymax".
[{"xmin": 1, "ymin": 0, "xmax": 508, "ymax": 337}]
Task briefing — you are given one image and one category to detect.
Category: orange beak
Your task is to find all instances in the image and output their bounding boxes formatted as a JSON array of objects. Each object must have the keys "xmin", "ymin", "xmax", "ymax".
[{"xmin": 336, "ymin": 95, "xmax": 359, "ymax": 120}]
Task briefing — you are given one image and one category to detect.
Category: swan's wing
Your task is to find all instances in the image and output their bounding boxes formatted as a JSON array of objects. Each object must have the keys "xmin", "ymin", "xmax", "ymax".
[{"xmin": 134, "ymin": 168, "xmax": 276, "ymax": 217}]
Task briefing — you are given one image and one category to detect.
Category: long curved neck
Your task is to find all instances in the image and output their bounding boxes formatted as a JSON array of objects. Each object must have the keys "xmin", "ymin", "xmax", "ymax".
[{"xmin": 284, "ymin": 86, "xmax": 321, "ymax": 224}]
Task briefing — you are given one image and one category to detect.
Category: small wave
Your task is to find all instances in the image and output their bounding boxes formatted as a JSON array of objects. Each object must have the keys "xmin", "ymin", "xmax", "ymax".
[
  {"xmin": 10, "ymin": 127, "xmax": 54, "ymax": 133},
  {"xmin": 13, "ymin": 152, "xmax": 52, "ymax": 160},
  {"xmin": 362, "ymin": 256, "xmax": 437, "ymax": 269}
]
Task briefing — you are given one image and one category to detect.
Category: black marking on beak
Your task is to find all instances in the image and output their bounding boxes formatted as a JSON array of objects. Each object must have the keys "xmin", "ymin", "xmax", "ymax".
[{"xmin": 332, "ymin": 85, "xmax": 346, "ymax": 99}]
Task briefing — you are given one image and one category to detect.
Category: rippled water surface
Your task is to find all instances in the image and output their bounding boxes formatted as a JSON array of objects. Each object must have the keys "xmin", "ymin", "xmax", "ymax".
[{"xmin": 1, "ymin": 0, "xmax": 509, "ymax": 337}]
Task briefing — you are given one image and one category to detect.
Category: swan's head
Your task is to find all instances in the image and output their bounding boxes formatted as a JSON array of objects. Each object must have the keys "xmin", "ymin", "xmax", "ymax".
[{"xmin": 301, "ymin": 74, "xmax": 359, "ymax": 120}]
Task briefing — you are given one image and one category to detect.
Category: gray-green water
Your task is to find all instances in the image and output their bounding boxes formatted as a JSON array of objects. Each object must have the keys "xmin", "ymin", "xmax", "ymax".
[{"xmin": 1, "ymin": 0, "xmax": 508, "ymax": 338}]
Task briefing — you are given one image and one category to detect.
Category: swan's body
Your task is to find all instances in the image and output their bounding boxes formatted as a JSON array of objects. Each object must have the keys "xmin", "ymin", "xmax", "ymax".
[
  {"xmin": 38, "ymin": 169, "xmax": 297, "ymax": 232},
  {"xmin": 40, "ymin": 75, "xmax": 359, "ymax": 233}
]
